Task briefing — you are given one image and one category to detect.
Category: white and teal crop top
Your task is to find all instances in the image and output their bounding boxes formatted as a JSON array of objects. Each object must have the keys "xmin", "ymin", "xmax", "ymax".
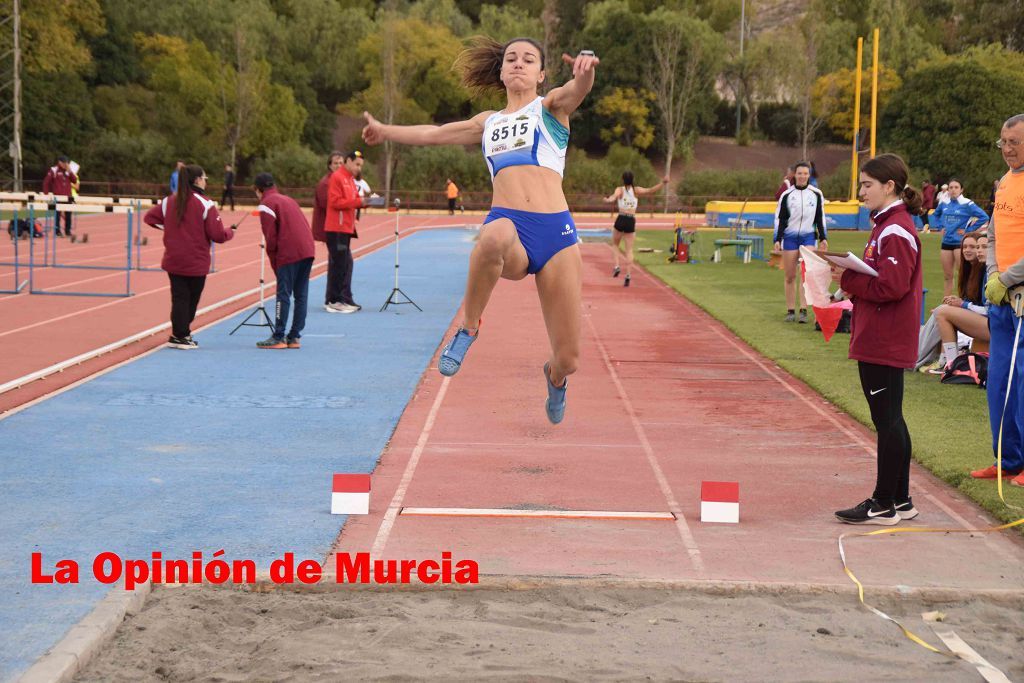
[
  {"xmin": 617, "ymin": 186, "xmax": 638, "ymax": 213},
  {"xmin": 482, "ymin": 96, "xmax": 569, "ymax": 180}
]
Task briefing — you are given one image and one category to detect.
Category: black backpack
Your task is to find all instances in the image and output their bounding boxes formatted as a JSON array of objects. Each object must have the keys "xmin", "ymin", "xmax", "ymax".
[
  {"xmin": 941, "ymin": 353, "xmax": 988, "ymax": 387},
  {"xmin": 814, "ymin": 310, "xmax": 852, "ymax": 334}
]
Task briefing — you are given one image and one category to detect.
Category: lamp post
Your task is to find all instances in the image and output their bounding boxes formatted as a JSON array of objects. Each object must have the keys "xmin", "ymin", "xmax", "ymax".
[{"xmin": 735, "ymin": 0, "xmax": 745, "ymax": 139}]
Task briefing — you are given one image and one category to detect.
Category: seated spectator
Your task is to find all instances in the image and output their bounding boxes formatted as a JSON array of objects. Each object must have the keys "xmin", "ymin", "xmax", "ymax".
[{"xmin": 929, "ymin": 231, "xmax": 990, "ymax": 372}]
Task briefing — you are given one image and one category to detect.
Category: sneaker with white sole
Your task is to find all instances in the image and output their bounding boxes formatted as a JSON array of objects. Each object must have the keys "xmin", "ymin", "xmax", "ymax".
[
  {"xmin": 894, "ymin": 498, "xmax": 918, "ymax": 520},
  {"xmin": 167, "ymin": 335, "xmax": 198, "ymax": 350},
  {"xmin": 328, "ymin": 302, "xmax": 359, "ymax": 313},
  {"xmin": 834, "ymin": 498, "xmax": 899, "ymax": 525},
  {"xmin": 438, "ymin": 327, "xmax": 477, "ymax": 376}
]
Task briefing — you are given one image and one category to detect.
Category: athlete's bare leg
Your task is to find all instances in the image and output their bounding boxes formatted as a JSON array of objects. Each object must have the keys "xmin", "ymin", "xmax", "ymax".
[
  {"xmin": 535, "ymin": 245, "xmax": 582, "ymax": 387},
  {"xmin": 462, "ymin": 218, "xmax": 529, "ymax": 329},
  {"xmin": 783, "ymin": 249, "xmax": 802, "ymax": 311}
]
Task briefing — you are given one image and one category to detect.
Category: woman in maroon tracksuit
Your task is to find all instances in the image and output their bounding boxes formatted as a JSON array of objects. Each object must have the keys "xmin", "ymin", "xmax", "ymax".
[
  {"xmin": 832, "ymin": 153, "xmax": 924, "ymax": 525},
  {"xmin": 144, "ymin": 164, "xmax": 235, "ymax": 349}
]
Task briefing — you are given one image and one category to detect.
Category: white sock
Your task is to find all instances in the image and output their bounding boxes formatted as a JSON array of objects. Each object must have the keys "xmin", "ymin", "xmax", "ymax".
[{"xmin": 941, "ymin": 342, "xmax": 958, "ymax": 364}]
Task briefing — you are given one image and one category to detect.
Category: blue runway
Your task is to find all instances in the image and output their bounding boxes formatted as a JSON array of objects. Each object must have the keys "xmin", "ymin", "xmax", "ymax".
[{"xmin": 0, "ymin": 228, "xmax": 474, "ymax": 682}]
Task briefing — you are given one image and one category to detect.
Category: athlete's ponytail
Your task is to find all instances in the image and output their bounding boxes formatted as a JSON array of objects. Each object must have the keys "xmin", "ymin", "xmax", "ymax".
[
  {"xmin": 860, "ymin": 153, "xmax": 924, "ymax": 216},
  {"xmin": 456, "ymin": 36, "xmax": 545, "ymax": 95},
  {"xmin": 175, "ymin": 164, "xmax": 205, "ymax": 221}
]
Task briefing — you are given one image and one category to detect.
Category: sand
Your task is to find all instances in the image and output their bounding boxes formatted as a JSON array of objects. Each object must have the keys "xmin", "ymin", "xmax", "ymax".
[{"xmin": 74, "ymin": 583, "xmax": 1024, "ymax": 682}]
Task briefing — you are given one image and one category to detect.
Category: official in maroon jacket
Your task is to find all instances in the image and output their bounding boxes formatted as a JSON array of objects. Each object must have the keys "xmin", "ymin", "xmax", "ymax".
[
  {"xmin": 144, "ymin": 165, "xmax": 234, "ymax": 349},
  {"xmin": 253, "ymin": 173, "xmax": 316, "ymax": 349},
  {"xmin": 312, "ymin": 151, "xmax": 343, "ymax": 246},
  {"xmin": 324, "ymin": 151, "xmax": 367, "ymax": 313},
  {"xmin": 831, "ymin": 153, "xmax": 924, "ymax": 526},
  {"xmin": 42, "ymin": 155, "xmax": 78, "ymax": 237}
]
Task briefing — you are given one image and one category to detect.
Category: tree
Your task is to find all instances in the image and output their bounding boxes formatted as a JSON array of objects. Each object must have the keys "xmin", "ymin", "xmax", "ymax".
[
  {"xmin": 21, "ymin": 0, "xmax": 105, "ymax": 75},
  {"xmin": 595, "ymin": 88, "xmax": 655, "ymax": 150},
  {"xmin": 881, "ymin": 51, "xmax": 1024, "ymax": 195},
  {"xmin": 812, "ymin": 66, "xmax": 901, "ymax": 142},
  {"xmin": 786, "ymin": 13, "xmax": 829, "ymax": 159},
  {"xmin": 645, "ymin": 9, "xmax": 723, "ymax": 209},
  {"xmin": 477, "ymin": 3, "xmax": 543, "ymax": 43},
  {"xmin": 351, "ymin": 10, "xmax": 469, "ymax": 199},
  {"xmin": 952, "ymin": 0, "xmax": 1024, "ymax": 51}
]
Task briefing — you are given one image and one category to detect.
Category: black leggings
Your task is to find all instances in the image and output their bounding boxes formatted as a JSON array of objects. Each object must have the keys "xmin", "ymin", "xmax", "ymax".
[
  {"xmin": 168, "ymin": 273, "xmax": 207, "ymax": 339},
  {"xmin": 858, "ymin": 362, "xmax": 911, "ymax": 506}
]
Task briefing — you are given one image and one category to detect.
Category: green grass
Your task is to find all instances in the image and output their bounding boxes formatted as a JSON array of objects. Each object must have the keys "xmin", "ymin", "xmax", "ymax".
[{"xmin": 635, "ymin": 227, "xmax": 1024, "ymax": 527}]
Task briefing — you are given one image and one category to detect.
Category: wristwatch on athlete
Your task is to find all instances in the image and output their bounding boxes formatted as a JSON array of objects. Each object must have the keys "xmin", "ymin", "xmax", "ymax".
[{"xmin": 579, "ymin": 50, "xmax": 595, "ymax": 57}]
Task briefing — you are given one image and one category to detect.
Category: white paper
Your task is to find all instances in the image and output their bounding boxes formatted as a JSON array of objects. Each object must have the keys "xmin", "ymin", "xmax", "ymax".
[
  {"xmin": 800, "ymin": 246, "xmax": 833, "ymax": 308},
  {"xmin": 823, "ymin": 251, "xmax": 878, "ymax": 277}
]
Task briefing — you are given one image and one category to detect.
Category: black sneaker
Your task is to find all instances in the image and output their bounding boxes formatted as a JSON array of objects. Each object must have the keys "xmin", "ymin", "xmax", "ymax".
[
  {"xmin": 624, "ymin": 274, "xmax": 631, "ymax": 287},
  {"xmin": 167, "ymin": 335, "xmax": 198, "ymax": 350},
  {"xmin": 834, "ymin": 498, "xmax": 899, "ymax": 525},
  {"xmin": 612, "ymin": 265, "xmax": 621, "ymax": 278},
  {"xmin": 894, "ymin": 498, "xmax": 919, "ymax": 520}
]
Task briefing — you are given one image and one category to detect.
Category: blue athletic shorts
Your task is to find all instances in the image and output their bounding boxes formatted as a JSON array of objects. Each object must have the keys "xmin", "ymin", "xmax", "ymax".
[
  {"xmin": 782, "ymin": 233, "xmax": 818, "ymax": 251},
  {"xmin": 484, "ymin": 207, "xmax": 578, "ymax": 274}
]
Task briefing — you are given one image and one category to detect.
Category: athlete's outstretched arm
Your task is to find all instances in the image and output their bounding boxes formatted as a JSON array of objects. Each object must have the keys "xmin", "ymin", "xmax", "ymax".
[
  {"xmin": 635, "ymin": 177, "xmax": 670, "ymax": 196},
  {"xmin": 603, "ymin": 187, "xmax": 622, "ymax": 203},
  {"xmin": 544, "ymin": 51, "xmax": 600, "ymax": 119},
  {"xmin": 362, "ymin": 110, "xmax": 492, "ymax": 147}
]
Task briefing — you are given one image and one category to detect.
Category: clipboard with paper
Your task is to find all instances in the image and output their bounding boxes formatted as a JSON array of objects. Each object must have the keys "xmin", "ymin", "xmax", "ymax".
[{"xmin": 821, "ymin": 251, "xmax": 878, "ymax": 277}]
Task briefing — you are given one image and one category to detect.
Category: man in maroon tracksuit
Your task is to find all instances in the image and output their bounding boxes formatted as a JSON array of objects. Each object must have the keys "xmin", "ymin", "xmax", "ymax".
[
  {"xmin": 312, "ymin": 152, "xmax": 343, "ymax": 305},
  {"xmin": 254, "ymin": 173, "xmax": 316, "ymax": 349},
  {"xmin": 42, "ymin": 155, "xmax": 78, "ymax": 237},
  {"xmin": 833, "ymin": 153, "xmax": 924, "ymax": 526}
]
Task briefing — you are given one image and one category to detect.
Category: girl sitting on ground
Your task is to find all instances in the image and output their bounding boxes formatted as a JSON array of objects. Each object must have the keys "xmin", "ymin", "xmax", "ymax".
[{"xmin": 931, "ymin": 231, "xmax": 989, "ymax": 371}]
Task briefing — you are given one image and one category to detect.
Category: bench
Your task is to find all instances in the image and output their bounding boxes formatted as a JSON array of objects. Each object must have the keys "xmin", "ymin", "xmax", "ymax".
[{"xmin": 713, "ymin": 239, "xmax": 753, "ymax": 264}]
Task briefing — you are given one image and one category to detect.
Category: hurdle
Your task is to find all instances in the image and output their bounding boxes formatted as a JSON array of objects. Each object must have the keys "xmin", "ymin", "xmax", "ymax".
[
  {"xmin": 27, "ymin": 202, "xmax": 134, "ymax": 298},
  {"xmin": 0, "ymin": 205, "xmax": 34, "ymax": 294}
]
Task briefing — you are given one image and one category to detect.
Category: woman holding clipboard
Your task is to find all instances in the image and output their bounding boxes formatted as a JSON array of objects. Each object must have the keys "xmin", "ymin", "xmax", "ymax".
[{"xmin": 829, "ymin": 153, "xmax": 924, "ymax": 525}]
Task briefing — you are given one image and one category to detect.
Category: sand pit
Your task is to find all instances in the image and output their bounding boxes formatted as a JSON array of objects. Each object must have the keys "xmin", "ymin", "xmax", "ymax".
[{"xmin": 74, "ymin": 584, "xmax": 1024, "ymax": 682}]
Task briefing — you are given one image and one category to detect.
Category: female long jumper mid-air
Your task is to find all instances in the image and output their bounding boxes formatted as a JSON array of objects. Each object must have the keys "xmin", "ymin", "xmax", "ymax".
[{"xmin": 362, "ymin": 37, "xmax": 599, "ymax": 425}]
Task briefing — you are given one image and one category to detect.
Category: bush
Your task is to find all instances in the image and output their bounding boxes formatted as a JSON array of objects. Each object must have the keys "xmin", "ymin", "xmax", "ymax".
[
  {"xmin": 253, "ymin": 143, "xmax": 323, "ymax": 188},
  {"xmin": 563, "ymin": 148, "xmax": 612, "ymax": 195},
  {"xmin": 393, "ymin": 145, "xmax": 490, "ymax": 194},
  {"xmin": 563, "ymin": 144, "xmax": 660, "ymax": 195},
  {"xmin": 676, "ymin": 168, "xmax": 780, "ymax": 199},
  {"xmin": 85, "ymin": 129, "xmax": 174, "ymax": 182},
  {"xmin": 605, "ymin": 143, "xmax": 660, "ymax": 185},
  {"xmin": 819, "ymin": 160, "xmax": 852, "ymax": 200},
  {"xmin": 758, "ymin": 103, "xmax": 801, "ymax": 146}
]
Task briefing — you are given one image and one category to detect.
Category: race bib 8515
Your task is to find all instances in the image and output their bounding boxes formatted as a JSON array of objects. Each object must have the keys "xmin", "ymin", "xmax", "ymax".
[{"xmin": 484, "ymin": 114, "xmax": 538, "ymax": 158}]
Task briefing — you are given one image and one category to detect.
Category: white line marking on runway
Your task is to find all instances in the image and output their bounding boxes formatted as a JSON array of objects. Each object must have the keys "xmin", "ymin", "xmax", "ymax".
[
  {"xmin": 369, "ymin": 377, "xmax": 451, "ymax": 559},
  {"xmin": 584, "ymin": 313, "xmax": 706, "ymax": 574},
  {"xmin": 400, "ymin": 507, "xmax": 675, "ymax": 520}
]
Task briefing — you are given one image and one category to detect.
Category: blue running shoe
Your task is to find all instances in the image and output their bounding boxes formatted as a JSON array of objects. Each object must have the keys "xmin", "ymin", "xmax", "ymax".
[
  {"xmin": 543, "ymin": 362, "xmax": 567, "ymax": 424},
  {"xmin": 438, "ymin": 327, "xmax": 477, "ymax": 376}
]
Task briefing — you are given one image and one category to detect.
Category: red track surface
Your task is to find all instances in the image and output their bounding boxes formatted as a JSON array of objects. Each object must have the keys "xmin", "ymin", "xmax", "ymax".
[{"xmin": 335, "ymin": 242, "xmax": 1024, "ymax": 588}]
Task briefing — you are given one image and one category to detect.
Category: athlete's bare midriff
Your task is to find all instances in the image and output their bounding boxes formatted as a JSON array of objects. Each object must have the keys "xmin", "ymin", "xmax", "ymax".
[{"xmin": 490, "ymin": 165, "xmax": 569, "ymax": 213}]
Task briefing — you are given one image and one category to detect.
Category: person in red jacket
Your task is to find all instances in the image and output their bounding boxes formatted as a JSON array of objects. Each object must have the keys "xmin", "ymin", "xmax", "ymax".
[
  {"xmin": 253, "ymin": 173, "xmax": 316, "ymax": 349},
  {"xmin": 324, "ymin": 150, "xmax": 367, "ymax": 313},
  {"xmin": 42, "ymin": 155, "xmax": 78, "ymax": 237},
  {"xmin": 144, "ymin": 164, "xmax": 235, "ymax": 349},
  {"xmin": 831, "ymin": 153, "xmax": 924, "ymax": 526}
]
